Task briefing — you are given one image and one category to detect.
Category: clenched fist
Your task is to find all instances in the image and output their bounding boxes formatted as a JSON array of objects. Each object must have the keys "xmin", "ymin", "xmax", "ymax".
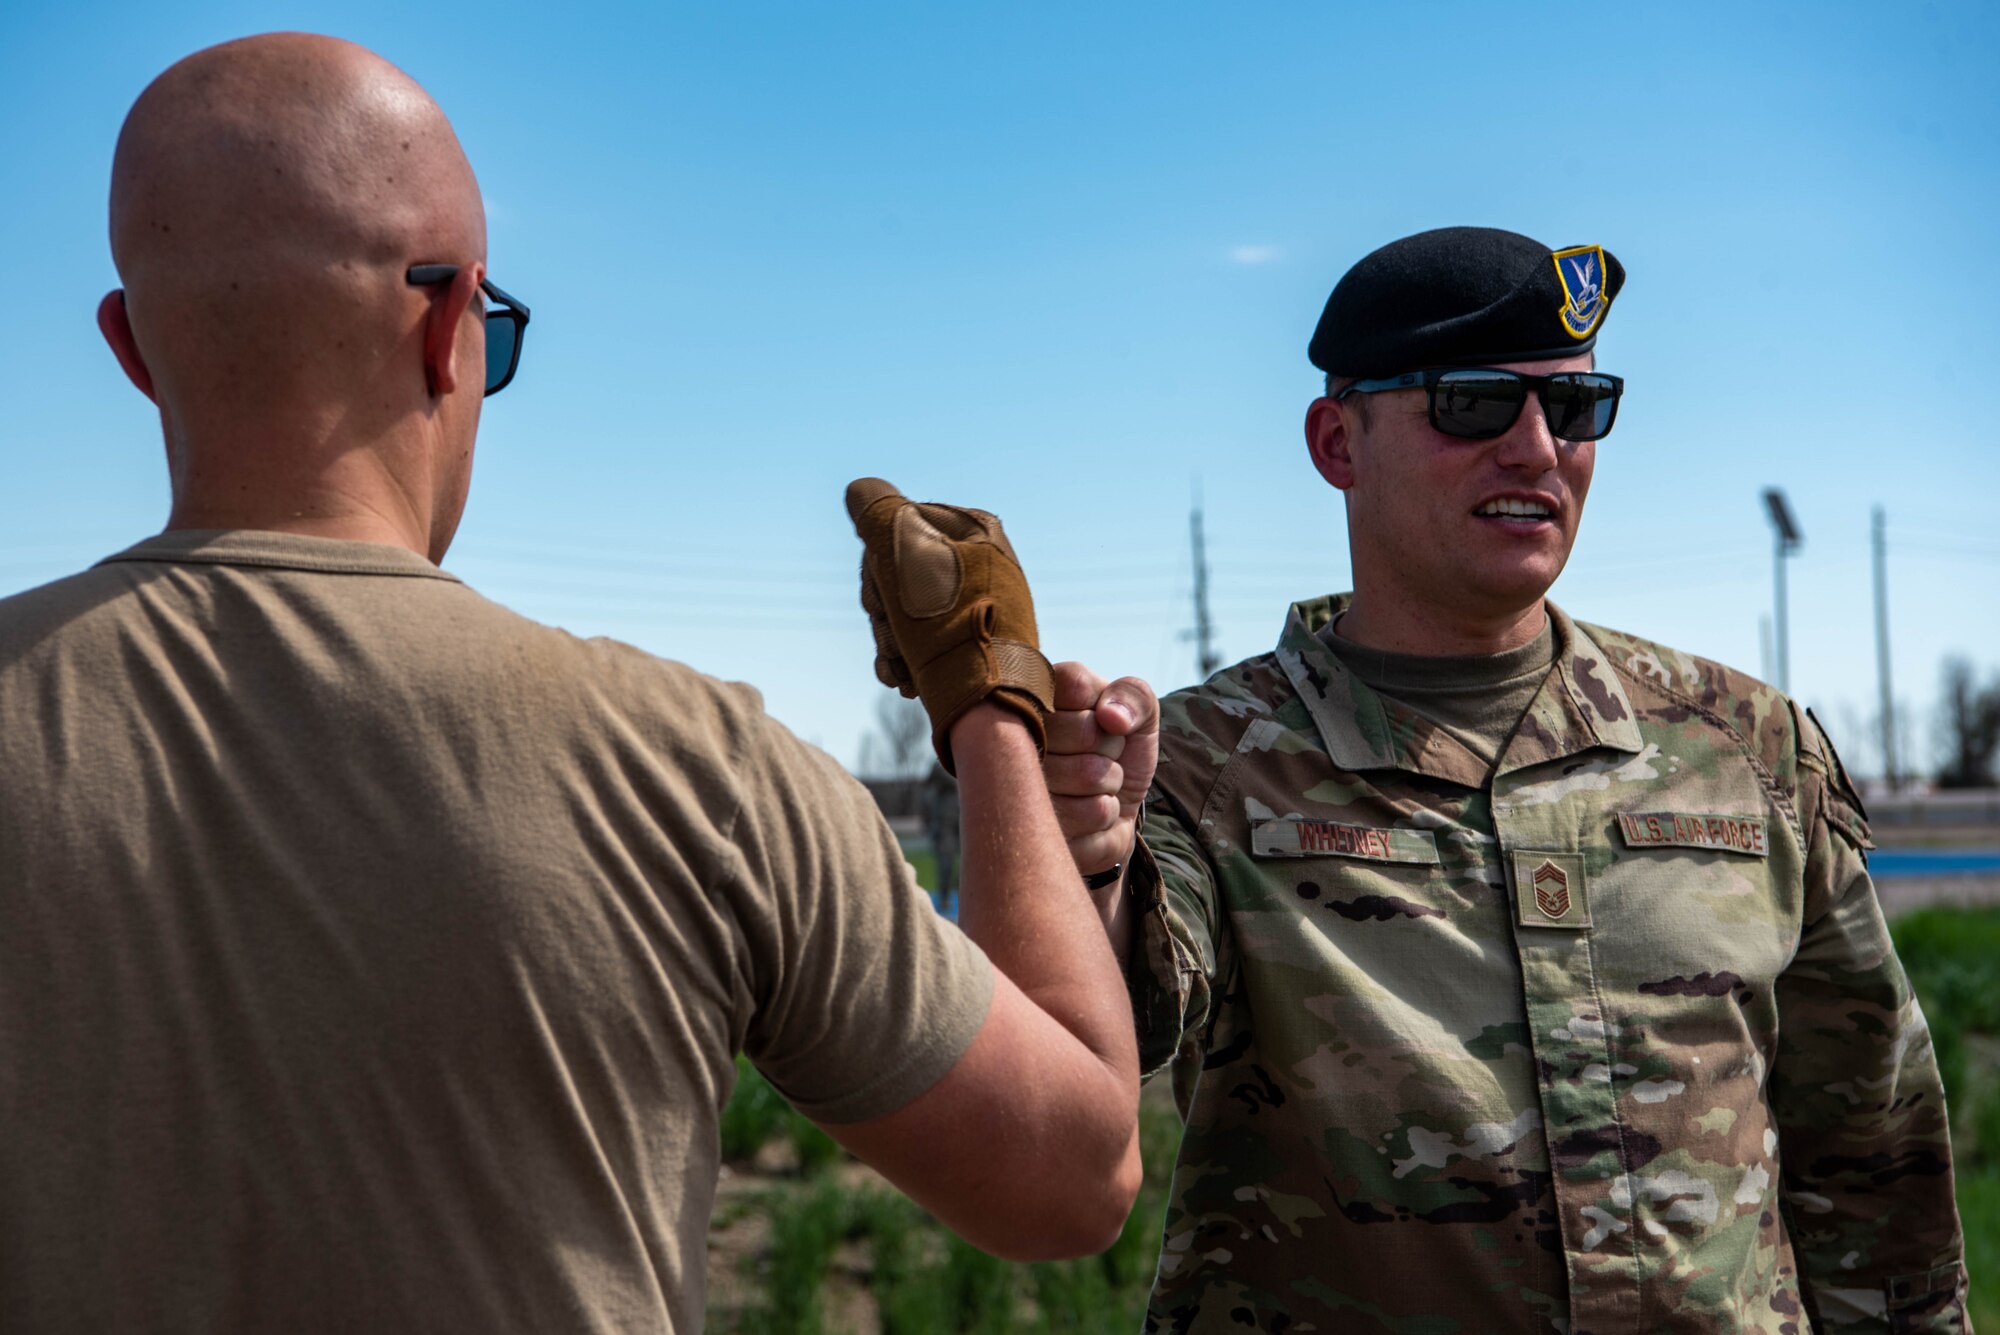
[
  {"xmin": 845, "ymin": 478, "xmax": 1055, "ymax": 771},
  {"xmin": 1045, "ymin": 662, "xmax": 1160, "ymax": 879}
]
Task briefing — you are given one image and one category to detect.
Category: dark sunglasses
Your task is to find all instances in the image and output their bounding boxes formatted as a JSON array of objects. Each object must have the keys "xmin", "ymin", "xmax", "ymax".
[
  {"xmin": 405, "ymin": 264, "xmax": 531, "ymax": 396},
  {"xmin": 1335, "ymin": 367, "xmax": 1624, "ymax": 442}
]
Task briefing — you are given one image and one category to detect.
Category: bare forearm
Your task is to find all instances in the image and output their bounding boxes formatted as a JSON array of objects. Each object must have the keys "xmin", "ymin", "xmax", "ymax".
[
  {"xmin": 819, "ymin": 706, "xmax": 1142, "ymax": 1259},
  {"xmin": 952, "ymin": 704, "xmax": 1137, "ymax": 1089},
  {"xmin": 851, "ymin": 703, "xmax": 1140, "ymax": 1254}
]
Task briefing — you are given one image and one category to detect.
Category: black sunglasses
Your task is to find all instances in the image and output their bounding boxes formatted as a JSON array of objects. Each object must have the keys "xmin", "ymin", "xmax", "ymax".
[
  {"xmin": 1336, "ymin": 367, "xmax": 1624, "ymax": 442},
  {"xmin": 406, "ymin": 264, "xmax": 531, "ymax": 396}
]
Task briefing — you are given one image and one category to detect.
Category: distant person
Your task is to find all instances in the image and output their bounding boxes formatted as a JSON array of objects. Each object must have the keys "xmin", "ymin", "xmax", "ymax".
[
  {"xmin": 0, "ymin": 34, "xmax": 1137, "ymax": 1333},
  {"xmin": 920, "ymin": 761, "xmax": 962, "ymax": 914},
  {"xmin": 1043, "ymin": 228, "xmax": 1970, "ymax": 1330}
]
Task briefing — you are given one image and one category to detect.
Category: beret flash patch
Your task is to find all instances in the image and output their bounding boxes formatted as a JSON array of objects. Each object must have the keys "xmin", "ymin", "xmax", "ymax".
[{"xmin": 1553, "ymin": 244, "xmax": 1610, "ymax": 340}]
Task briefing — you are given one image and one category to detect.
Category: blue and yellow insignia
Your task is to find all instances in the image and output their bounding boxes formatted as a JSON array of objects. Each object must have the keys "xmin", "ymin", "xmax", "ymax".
[{"xmin": 1551, "ymin": 244, "xmax": 1609, "ymax": 340}]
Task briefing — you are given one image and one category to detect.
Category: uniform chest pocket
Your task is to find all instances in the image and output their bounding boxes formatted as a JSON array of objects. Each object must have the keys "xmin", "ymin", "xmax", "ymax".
[
  {"xmin": 1238, "ymin": 820, "xmax": 1520, "ymax": 1076},
  {"xmin": 1245, "ymin": 817, "xmax": 1473, "ymax": 921},
  {"xmin": 1584, "ymin": 810, "xmax": 1794, "ymax": 1006}
]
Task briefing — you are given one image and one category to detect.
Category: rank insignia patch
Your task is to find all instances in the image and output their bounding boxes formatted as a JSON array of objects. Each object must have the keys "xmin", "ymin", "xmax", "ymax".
[
  {"xmin": 1552, "ymin": 244, "xmax": 1609, "ymax": 340},
  {"xmin": 1511, "ymin": 851, "xmax": 1591, "ymax": 929},
  {"xmin": 1533, "ymin": 861, "xmax": 1570, "ymax": 918}
]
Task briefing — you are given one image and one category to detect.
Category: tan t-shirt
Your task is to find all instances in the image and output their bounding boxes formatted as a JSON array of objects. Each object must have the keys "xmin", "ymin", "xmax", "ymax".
[{"xmin": 0, "ymin": 530, "xmax": 993, "ymax": 1334}]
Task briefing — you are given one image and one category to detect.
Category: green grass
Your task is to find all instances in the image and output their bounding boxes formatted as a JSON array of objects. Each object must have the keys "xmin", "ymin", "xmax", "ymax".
[
  {"xmin": 721, "ymin": 1057, "xmax": 841, "ymax": 1176},
  {"xmin": 718, "ymin": 1056, "xmax": 792, "ymax": 1161},
  {"xmin": 1891, "ymin": 906, "xmax": 2000, "ymax": 1330},
  {"xmin": 729, "ymin": 1167, "xmax": 1175, "ymax": 1335},
  {"xmin": 1966, "ymin": 1175, "xmax": 2000, "ymax": 1334},
  {"xmin": 902, "ymin": 847, "xmax": 939, "ymax": 897},
  {"xmin": 713, "ymin": 1069, "xmax": 1181, "ymax": 1332},
  {"xmin": 1892, "ymin": 907, "xmax": 2000, "ymax": 1105},
  {"xmin": 762, "ymin": 1178, "xmax": 850, "ymax": 1334}
]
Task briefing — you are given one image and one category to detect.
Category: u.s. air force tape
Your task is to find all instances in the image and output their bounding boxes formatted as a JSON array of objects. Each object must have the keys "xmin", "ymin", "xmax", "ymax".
[{"xmin": 1616, "ymin": 812, "xmax": 1769, "ymax": 857}]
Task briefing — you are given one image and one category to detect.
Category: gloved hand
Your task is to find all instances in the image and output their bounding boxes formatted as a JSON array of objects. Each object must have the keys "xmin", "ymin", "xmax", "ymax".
[{"xmin": 845, "ymin": 477, "xmax": 1055, "ymax": 772}]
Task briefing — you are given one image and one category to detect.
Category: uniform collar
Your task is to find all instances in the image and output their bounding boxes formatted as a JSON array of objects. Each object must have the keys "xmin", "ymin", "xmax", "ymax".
[
  {"xmin": 1497, "ymin": 602, "xmax": 1645, "ymax": 775},
  {"xmin": 1274, "ymin": 594, "xmax": 1644, "ymax": 785}
]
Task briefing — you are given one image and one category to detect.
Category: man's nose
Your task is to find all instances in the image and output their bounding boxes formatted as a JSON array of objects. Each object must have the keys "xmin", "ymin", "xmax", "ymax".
[{"xmin": 1492, "ymin": 393, "xmax": 1561, "ymax": 473}]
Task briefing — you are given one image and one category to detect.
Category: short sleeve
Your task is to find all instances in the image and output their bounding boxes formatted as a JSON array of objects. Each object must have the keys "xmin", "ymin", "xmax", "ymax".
[{"xmin": 727, "ymin": 718, "xmax": 994, "ymax": 1125}]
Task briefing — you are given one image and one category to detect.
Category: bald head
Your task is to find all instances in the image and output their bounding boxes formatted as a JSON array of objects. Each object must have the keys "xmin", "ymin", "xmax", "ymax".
[
  {"xmin": 104, "ymin": 33, "xmax": 493, "ymax": 560},
  {"xmin": 113, "ymin": 33, "xmax": 482, "ymax": 305}
]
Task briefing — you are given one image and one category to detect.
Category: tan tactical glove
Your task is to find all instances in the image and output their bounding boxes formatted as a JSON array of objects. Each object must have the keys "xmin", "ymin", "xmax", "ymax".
[{"xmin": 845, "ymin": 478, "xmax": 1055, "ymax": 772}]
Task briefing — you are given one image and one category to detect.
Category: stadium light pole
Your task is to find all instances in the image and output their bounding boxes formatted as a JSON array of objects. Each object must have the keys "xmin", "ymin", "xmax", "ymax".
[
  {"xmin": 1762, "ymin": 489, "xmax": 1802, "ymax": 695},
  {"xmin": 1873, "ymin": 506, "xmax": 1899, "ymax": 790}
]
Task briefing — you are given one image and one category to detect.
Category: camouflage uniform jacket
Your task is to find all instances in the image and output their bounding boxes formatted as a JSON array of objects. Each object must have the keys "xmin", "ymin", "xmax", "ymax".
[{"xmin": 1129, "ymin": 594, "xmax": 1969, "ymax": 1334}]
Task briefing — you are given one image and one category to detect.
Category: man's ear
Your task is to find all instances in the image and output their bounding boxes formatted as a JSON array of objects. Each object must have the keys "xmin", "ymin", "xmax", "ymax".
[
  {"xmin": 1305, "ymin": 396, "xmax": 1358, "ymax": 491},
  {"xmin": 97, "ymin": 291, "xmax": 157, "ymax": 402},
  {"xmin": 421, "ymin": 264, "xmax": 484, "ymax": 398}
]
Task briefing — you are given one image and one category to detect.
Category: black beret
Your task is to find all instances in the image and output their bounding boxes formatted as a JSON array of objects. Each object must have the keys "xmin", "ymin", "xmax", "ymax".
[{"xmin": 1308, "ymin": 226, "xmax": 1625, "ymax": 377}]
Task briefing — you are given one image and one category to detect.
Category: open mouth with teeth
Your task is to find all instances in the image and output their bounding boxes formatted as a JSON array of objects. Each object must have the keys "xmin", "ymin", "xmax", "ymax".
[{"xmin": 1475, "ymin": 498, "xmax": 1555, "ymax": 523}]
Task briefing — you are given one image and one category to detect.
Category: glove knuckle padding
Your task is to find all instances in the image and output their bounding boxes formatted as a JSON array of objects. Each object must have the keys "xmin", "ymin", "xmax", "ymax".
[
  {"xmin": 844, "ymin": 478, "xmax": 1055, "ymax": 770},
  {"xmin": 891, "ymin": 503, "xmax": 965, "ymax": 619},
  {"xmin": 912, "ymin": 501, "xmax": 993, "ymax": 542}
]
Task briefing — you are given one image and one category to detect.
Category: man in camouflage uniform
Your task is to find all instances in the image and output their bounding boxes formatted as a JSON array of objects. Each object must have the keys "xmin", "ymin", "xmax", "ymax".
[{"xmin": 1046, "ymin": 228, "xmax": 1970, "ymax": 1332}]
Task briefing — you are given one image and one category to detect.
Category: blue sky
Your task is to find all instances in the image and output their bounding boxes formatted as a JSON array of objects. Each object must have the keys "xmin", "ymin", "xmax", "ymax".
[{"xmin": 3, "ymin": 1, "xmax": 1996, "ymax": 776}]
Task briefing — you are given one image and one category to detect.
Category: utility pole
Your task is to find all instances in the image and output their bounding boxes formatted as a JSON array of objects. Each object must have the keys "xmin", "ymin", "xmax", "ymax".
[
  {"xmin": 1188, "ymin": 483, "xmax": 1220, "ymax": 680},
  {"xmin": 1762, "ymin": 489, "xmax": 1802, "ymax": 694},
  {"xmin": 1873, "ymin": 505, "xmax": 1899, "ymax": 791}
]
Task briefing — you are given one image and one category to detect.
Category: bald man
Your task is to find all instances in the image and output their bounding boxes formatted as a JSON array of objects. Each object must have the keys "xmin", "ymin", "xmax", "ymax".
[{"xmin": 0, "ymin": 34, "xmax": 1139, "ymax": 1333}]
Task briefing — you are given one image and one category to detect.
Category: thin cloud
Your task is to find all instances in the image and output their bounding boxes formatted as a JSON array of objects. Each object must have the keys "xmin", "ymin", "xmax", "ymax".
[{"xmin": 1228, "ymin": 244, "xmax": 1280, "ymax": 265}]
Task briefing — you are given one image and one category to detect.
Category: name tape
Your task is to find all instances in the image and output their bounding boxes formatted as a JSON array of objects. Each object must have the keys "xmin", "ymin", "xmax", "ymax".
[{"xmin": 1250, "ymin": 818, "xmax": 1441, "ymax": 865}]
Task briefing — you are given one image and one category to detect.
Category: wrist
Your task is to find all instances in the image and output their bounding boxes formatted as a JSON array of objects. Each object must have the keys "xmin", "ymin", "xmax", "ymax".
[
  {"xmin": 947, "ymin": 700, "xmax": 1039, "ymax": 765},
  {"xmin": 916, "ymin": 638, "xmax": 1054, "ymax": 771},
  {"xmin": 1081, "ymin": 832, "xmax": 1137, "ymax": 890}
]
